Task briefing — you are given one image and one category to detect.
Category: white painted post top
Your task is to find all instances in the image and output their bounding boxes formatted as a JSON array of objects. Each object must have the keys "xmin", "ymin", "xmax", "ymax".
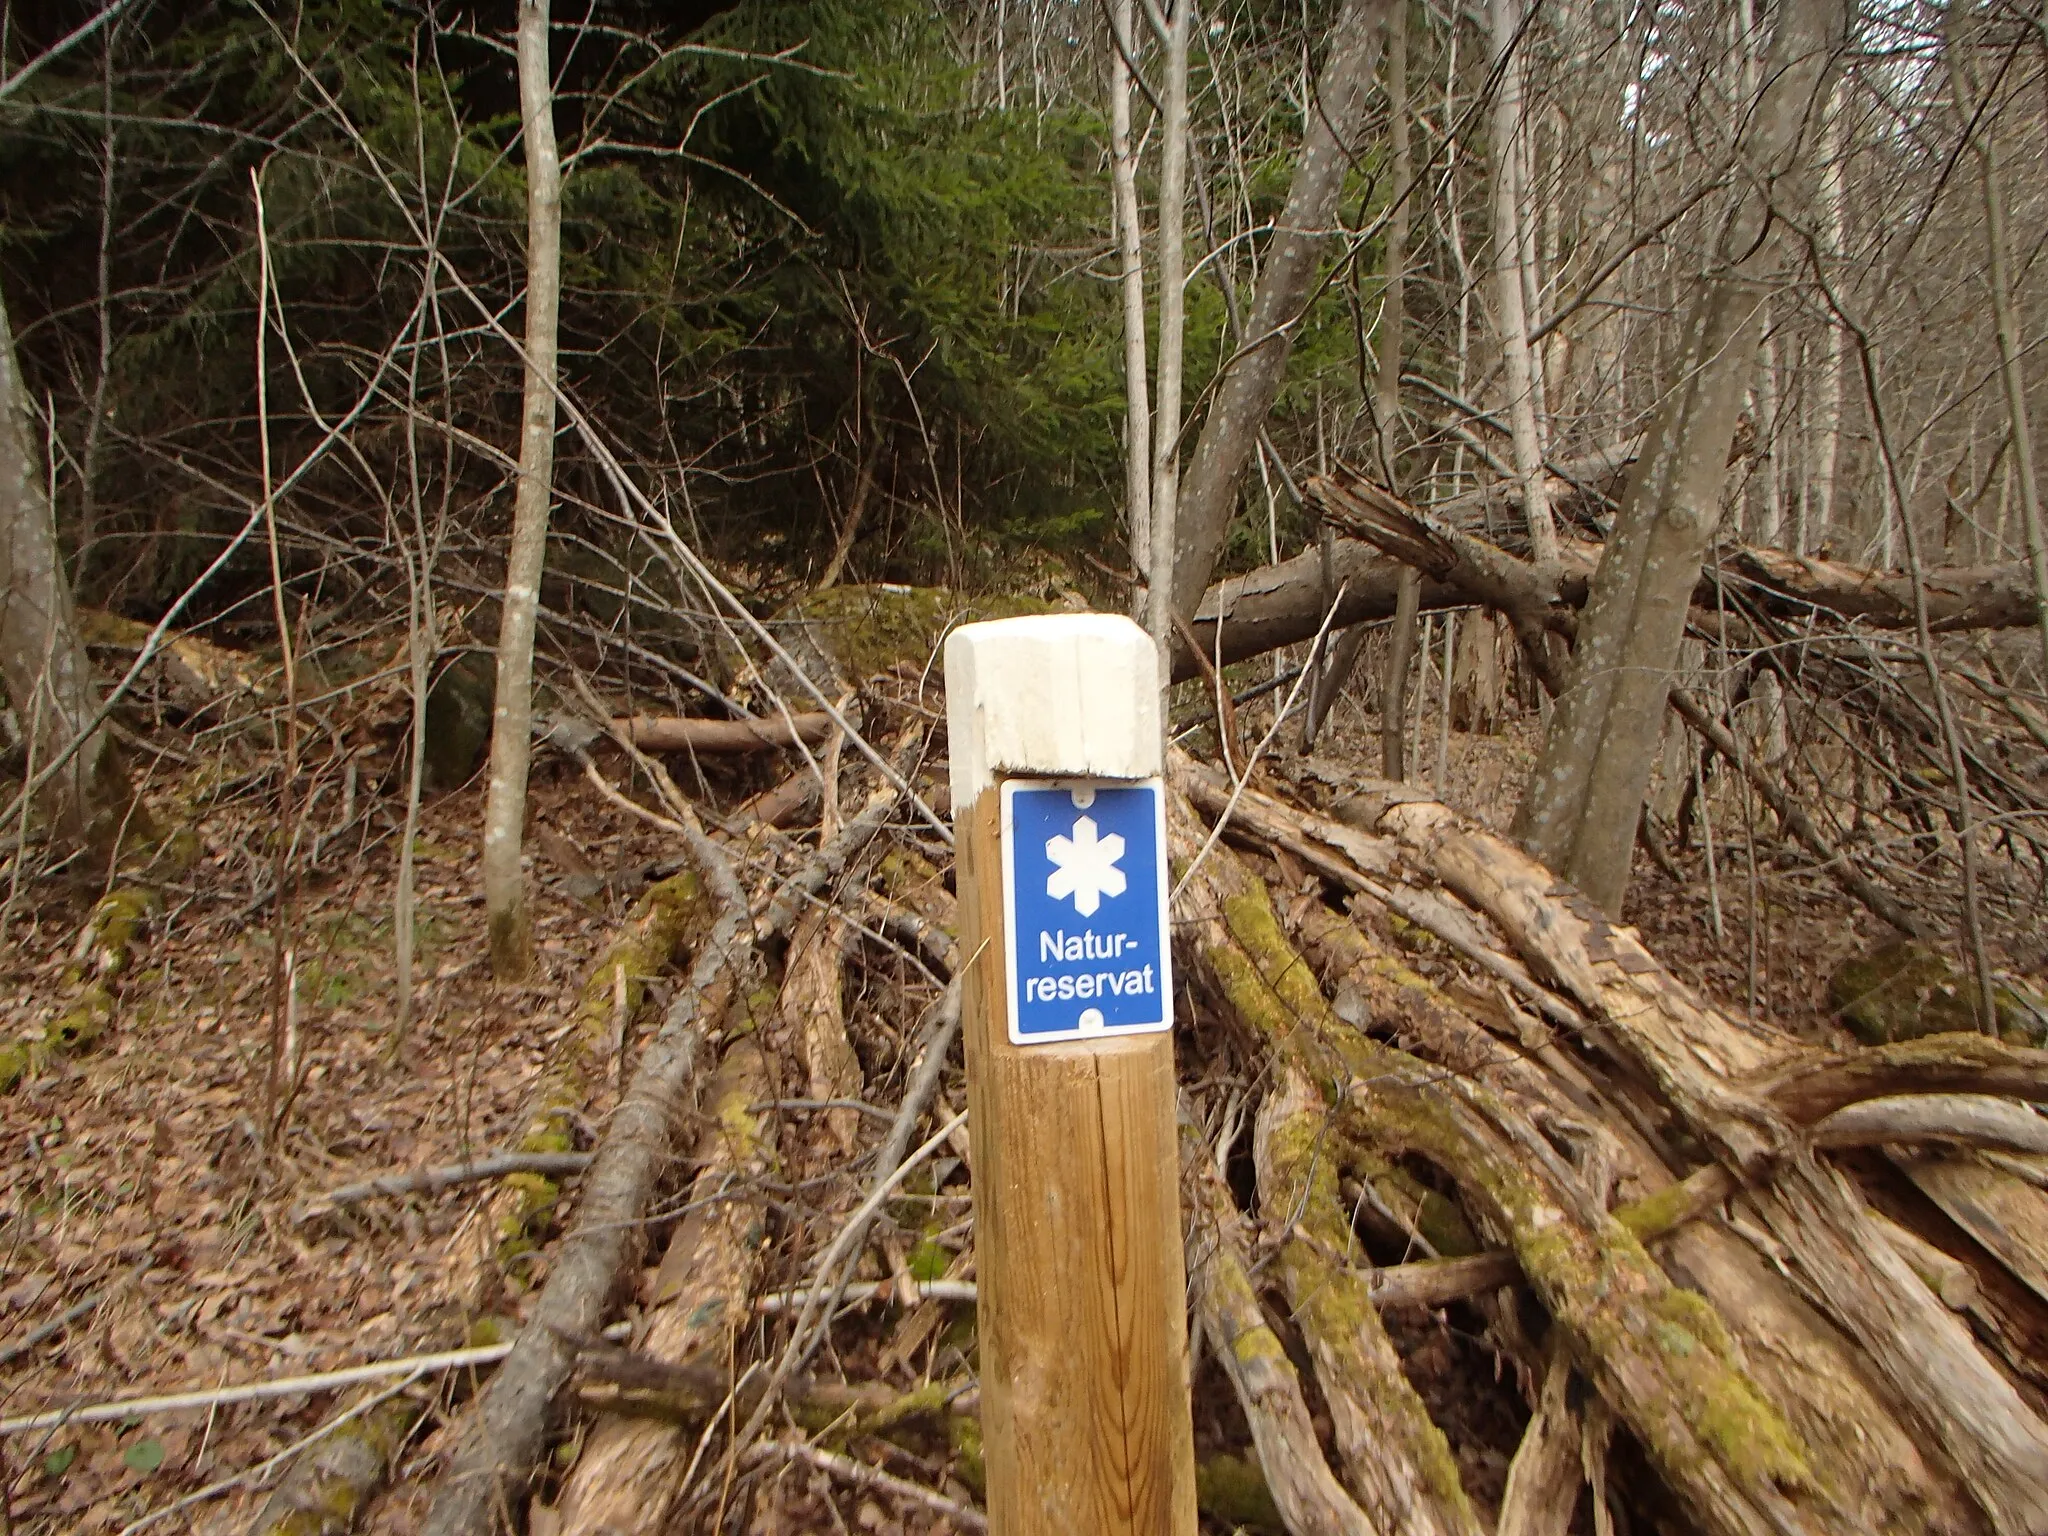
[{"xmin": 945, "ymin": 613, "xmax": 1163, "ymax": 806}]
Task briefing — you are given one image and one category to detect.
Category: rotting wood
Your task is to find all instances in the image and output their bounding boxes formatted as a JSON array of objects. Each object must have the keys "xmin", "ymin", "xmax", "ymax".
[
  {"xmin": 1811, "ymin": 1094, "xmax": 2048, "ymax": 1158},
  {"xmin": 1892, "ymin": 1150, "xmax": 2048, "ymax": 1311},
  {"xmin": 1253, "ymin": 1062, "xmax": 1488, "ymax": 1536},
  {"xmin": 1757, "ymin": 1035, "xmax": 2048, "ymax": 1125},
  {"xmin": 1181, "ymin": 1111, "xmax": 1377, "ymax": 1536},
  {"xmin": 1744, "ymin": 1155, "xmax": 2048, "ymax": 1536},
  {"xmin": 245, "ymin": 1396, "xmax": 420, "ymax": 1536},
  {"xmin": 779, "ymin": 909, "xmax": 863, "ymax": 1159},
  {"xmin": 555, "ymin": 1038, "xmax": 776, "ymax": 1536},
  {"xmin": 1872, "ymin": 1210, "xmax": 1981, "ymax": 1311},
  {"xmin": 2, "ymin": 883, "xmax": 156, "ymax": 1091},
  {"xmin": 1495, "ymin": 1347, "xmax": 1583, "ymax": 1536},
  {"xmin": 1168, "ymin": 797, "xmax": 1834, "ymax": 1536},
  {"xmin": 1187, "ymin": 775, "xmax": 2013, "ymax": 1533},
  {"xmin": 419, "ymin": 814, "xmax": 754, "ymax": 1536}
]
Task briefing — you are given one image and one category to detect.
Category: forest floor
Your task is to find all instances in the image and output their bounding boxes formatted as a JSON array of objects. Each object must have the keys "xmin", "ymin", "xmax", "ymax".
[{"xmin": 0, "ymin": 687, "xmax": 1927, "ymax": 1534}]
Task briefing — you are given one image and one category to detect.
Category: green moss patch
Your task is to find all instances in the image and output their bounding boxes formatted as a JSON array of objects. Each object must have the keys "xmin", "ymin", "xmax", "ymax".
[{"xmin": 1829, "ymin": 941, "xmax": 2048, "ymax": 1047}]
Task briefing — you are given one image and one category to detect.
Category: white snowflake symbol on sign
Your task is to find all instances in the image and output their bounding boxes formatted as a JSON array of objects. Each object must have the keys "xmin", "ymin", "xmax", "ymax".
[{"xmin": 1045, "ymin": 815, "xmax": 1126, "ymax": 916}]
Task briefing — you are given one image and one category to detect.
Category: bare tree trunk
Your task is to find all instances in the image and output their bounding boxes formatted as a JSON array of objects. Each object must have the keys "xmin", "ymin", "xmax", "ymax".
[
  {"xmin": 1168, "ymin": 0, "xmax": 1391, "ymax": 617},
  {"xmin": 1109, "ymin": 0, "xmax": 1152, "ymax": 606},
  {"xmin": 1961, "ymin": 75, "xmax": 2048, "ymax": 683},
  {"xmin": 482, "ymin": 0, "xmax": 563, "ymax": 980},
  {"xmin": 1147, "ymin": 0, "xmax": 1189, "ymax": 689},
  {"xmin": 1804, "ymin": 82, "xmax": 1846, "ymax": 557},
  {"xmin": 1379, "ymin": 5, "xmax": 1419, "ymax": 780},
  {"xmin": 1488, "ymin": 0, "xmax": 1557, "ymax": 563},
  {"xmin": 1311, "ymin": 1, "xmax": 1412, "ymax": 755},
  {"xmin": 1514, "ymin": 0, "xmax": 1847, "ymax": 915},
  {"xmin": 0, "ymin": 287, "xmax": 124, "ymax": 846}
]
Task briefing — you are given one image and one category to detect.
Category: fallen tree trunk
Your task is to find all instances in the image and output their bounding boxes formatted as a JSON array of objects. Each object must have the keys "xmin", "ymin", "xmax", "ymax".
[
  {"xmin": 421, "ymin": 816, "xmax": 754, "ymax": 1536},
  {"xmin": 443, "ymin": 872, "xmax": 712, "ymax": 1317},
  {"xmin": 1179, "ymin": 757, "xmax": 2018, "ymax": 1534},
  {"xmin": 1182, "ymin": 1112, "xmax": 1379, "ymax": 1536},
  {"xmin": 555, "ymin": 1039, "xmax": 776, "ymax": 1536},
  {"xmin": 1175, "ymin": 471, "xmax": 2048, "ymax": 681},
  {"xmin": 1168, "ymin": 799, "xmax": 1843, "ymax": 1536}
]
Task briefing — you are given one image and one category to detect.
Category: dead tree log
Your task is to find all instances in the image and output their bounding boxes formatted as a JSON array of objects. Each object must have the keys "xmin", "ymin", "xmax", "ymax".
[
  {"xmin": 1182, "ymin": 1113, "xmax": 1379, "ymax": 1536},
  {"xmin": 1177, "ymin": 467, "xmax": 2048, "ymax": 683},
  {"xmin": 421, "ymin": 817, "xmax": 755, "ymax": 1536},
  {"xmin": 443, "ymin": 872, "xmax": 713, "ymax": 1318},
  {"xmin": 1169, "ymin": 801, "xmax": 1836, "ymax": 1536},
  {"xmin": 555, "ymin": 1040, "xmax": 776, "ymax": 1536},
  {"xmin": 614, "ymin": 711, "xmax": 836, "ymax": 753},
  {"xmin": 1184, "ymin": 762, "xmax": 2022, "ymax": 1533}
]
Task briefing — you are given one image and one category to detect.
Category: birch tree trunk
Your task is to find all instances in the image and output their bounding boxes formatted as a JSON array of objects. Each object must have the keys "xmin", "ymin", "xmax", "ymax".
[
  {"xmin": 1803, "ymin": 82, "xmax": 1846, "ymax": 557},
  {"xmin": 1167, "ymin": 0, "xmax": 1391, "ymax": 618},
  {"xmin": 0, "ymin": 286, "xmax": 125, "ymax": 846},
  {"xmin": 1147, "ymin": 0, "xmax": 1189, "ymax": 688},
  {"xmin": 482, "ymin": 0, "xmax": 563, "ymax": 980},
  {"xmin": 1109, "ymin": 0, "xmax": 1152, "ymax": 611},
  {"xmin": 1487, "ymin": 0, "xmax": 1556, "ymax": 564},
  {"xmin": 1515, "ymin": 0, "xmax": 1848, "ymax": 915}
]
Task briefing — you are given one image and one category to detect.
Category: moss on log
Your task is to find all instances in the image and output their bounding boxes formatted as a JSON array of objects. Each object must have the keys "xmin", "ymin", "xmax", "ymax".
[
  {"xmin": 446, "ymin": 871, "xmax": 712, "ymax": 1313},
  {"xmin": 245, "ymin": 1397, "xmax": 419, "ymax": 1536},
  {"xmin": 3, "ymin": 884, "xmax": 158, "ymax": 1091},
  {"xmin": 1170, "ymin": 799, "xmax": 1833, "ymax": 1536}
]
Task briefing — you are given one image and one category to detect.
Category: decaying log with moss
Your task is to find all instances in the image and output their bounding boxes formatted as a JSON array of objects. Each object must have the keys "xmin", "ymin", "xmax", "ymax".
[
  {"xmin": 2, "ymin": 884, "xmax": 158, "ymax": 1091},
  {"xmin": 1181, "ymin": 1112, "xmax": 1378, "ymax": 1536},
  {"xmin": 1252, "ymin": 1063, "xmax": 1488, "ymax": 1536},
  {"xmin": 1170, "ymin": 803, "xmax": 1838, "ymax": 1536},
  {"xmin": 245, "ymin": 1396, "xmax": 421, "ymax": 1536},
  {"xmin": 421, "ymin": 816, "xmax": 755, "ymax": 1536},
  {"xmin": 781, "ymin": 909, "xmax": 862, "ymax": 1158},
  {"xmin": 1245, "ymin": 770, "xmax": 2032, "ymax": 1533},
  {"xmin": 443, "ymin": 869, "xmax": 712, "ymax": 1317}
]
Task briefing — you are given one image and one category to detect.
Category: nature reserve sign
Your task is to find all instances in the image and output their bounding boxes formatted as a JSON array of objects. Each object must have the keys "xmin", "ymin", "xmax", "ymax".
[{"xmin": 999, "ymin": 778, "xmax": 1172, "ymax": 1044}]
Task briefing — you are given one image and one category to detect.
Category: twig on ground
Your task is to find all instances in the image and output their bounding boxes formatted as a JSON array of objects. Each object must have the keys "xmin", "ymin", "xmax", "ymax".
[
  {"xmin": 298, "ymin": 1151, "xmax": 595, "ymax": 1217},
  {"xmin": 752, "ymin": 1280, "xmax": 977, "ymax": 1314},
  {"xmin": 744, "ymin": 1439, "xmax": 988, "ymax": 1532}
]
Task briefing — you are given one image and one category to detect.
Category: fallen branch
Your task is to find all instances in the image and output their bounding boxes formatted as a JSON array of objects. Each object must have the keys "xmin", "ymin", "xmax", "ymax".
[
  {"xmin": 743, "ymin": 1439, "xmax": 988, "ymax": 1531},
  {"xmin": 421, "ymin": 811, "xmax": 755, "ymax": 1536},
  {"xmin": 303, "ymin": 1152, "xmax": 594, "ymax": 1217},
  {"xmin": 613, "ymin": 711, "xmax": 836, "ymax": 753},
  {"xmin": 1810, "ymin": 1093, "xmax": 2048, "ymax": 1156},
  {"xmin": 753, "ymin": 1279, "xmax": 977, "ymax": 1314},
  {"xmin": 557, "ymin": 1040, "xmax": 777, "ymax": 1536},
  {"xmin": 1183, "ymin": 1110, "xmax": 1377, "ymax": 1536}
]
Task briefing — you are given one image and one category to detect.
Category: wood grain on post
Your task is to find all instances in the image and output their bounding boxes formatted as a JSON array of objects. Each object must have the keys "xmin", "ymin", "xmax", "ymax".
[{"xmin": 946, "ymin": 615, "xmax": 1198, "ymax": 1536}]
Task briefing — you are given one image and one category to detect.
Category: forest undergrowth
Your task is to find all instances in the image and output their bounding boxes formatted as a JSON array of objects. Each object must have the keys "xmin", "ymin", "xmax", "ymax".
[{"xmin": 4, "ymin": 598, "xmax": 2035, "ymax": 1536}]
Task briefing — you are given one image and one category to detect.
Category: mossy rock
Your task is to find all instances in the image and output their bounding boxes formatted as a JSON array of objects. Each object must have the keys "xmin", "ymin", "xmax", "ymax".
[
  {"xmin": 423, "ymin": 651, "xmax": 496, "ymax": 791},
  {"xmin": 1829, "ymin": 941, "xmax": 2048, "ymax": 1047},
  {"xmin": 776, "ymin": 585, "xmax": 1063, "ymax": 683},
  {"xmin": 1195, "ymin": 1453, "xmax": 1285, "ymax": 1534}
]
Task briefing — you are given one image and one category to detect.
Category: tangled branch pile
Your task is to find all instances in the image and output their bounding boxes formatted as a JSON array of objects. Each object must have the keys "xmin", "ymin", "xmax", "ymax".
[{"xmin": 201, "ymin": 642, "xmax": 2040, "ymax": 1536}]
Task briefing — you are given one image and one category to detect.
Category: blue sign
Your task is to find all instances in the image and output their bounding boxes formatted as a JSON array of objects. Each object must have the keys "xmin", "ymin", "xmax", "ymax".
[{"xmin": 1000, "ymin": 778, "xmax": 1173, "ymax": 1045}]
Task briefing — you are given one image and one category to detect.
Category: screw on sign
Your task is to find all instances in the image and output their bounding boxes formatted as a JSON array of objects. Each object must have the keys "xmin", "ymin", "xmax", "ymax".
[
  {"xmin": 1002, "ymin": 779, "xmax": 1171, "ymax": 1043},
  {"xmin": 944, "ymin": 611, "xmax": 1197, "ymax": 1536}
]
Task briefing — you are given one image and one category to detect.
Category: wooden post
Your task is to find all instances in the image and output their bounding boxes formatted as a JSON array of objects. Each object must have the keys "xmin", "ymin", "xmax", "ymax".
[{"xmin": 946, "ymin": 614, "xmax": 1198, "ymax": 1535}]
